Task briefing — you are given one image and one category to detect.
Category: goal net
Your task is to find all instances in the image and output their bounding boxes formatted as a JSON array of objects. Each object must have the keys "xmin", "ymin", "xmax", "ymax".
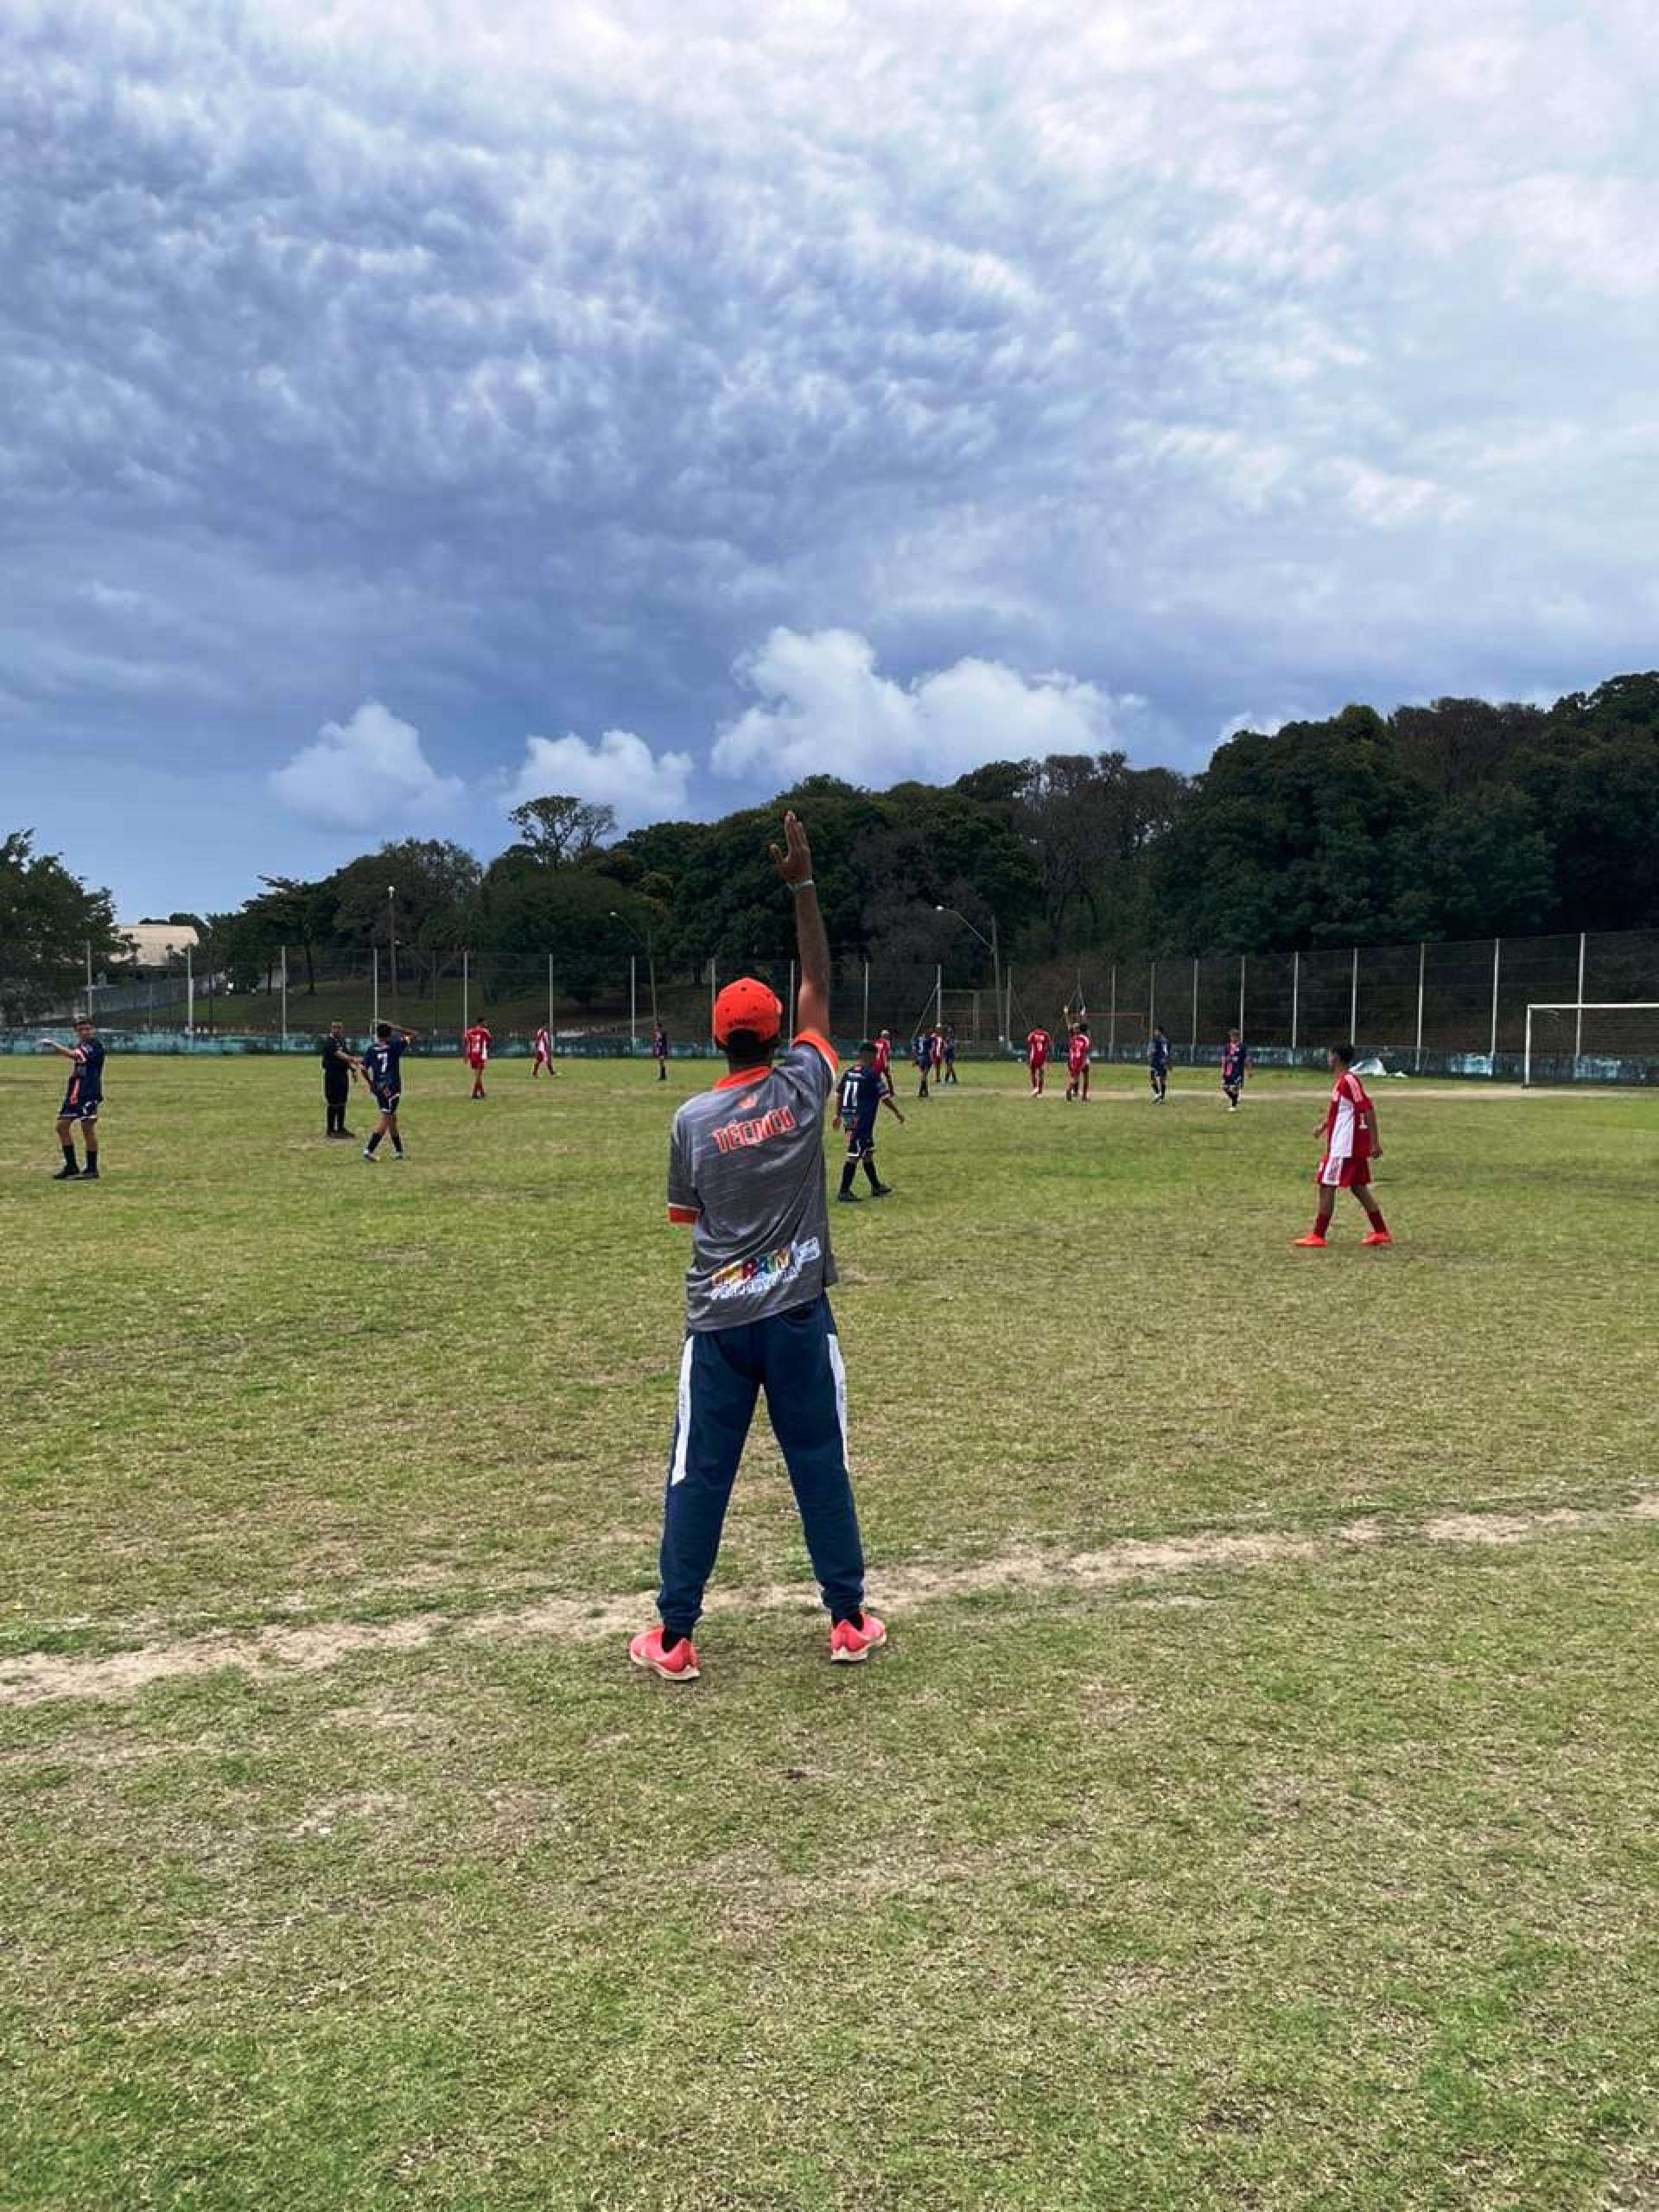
[{"xmin": 1523, "ymin": 1003, "xmax": 1659, "ymax": 1086}]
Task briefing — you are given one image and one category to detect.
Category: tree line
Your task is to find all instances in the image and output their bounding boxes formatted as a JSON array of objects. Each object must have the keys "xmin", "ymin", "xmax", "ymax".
[{"xmin": 4, "ymin": 671, "xmax": 1656, "ymax": 1021}]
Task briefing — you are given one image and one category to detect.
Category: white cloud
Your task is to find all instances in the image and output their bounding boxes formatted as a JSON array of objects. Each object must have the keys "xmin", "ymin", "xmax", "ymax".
[
  {"xmin": 711, "ymin": 628, "xmax": 1126, "ymax": 785},
  {"xmin": 505, "ymin": 729, "xmax": 695, "ymax": 830},
  {"xmin": 8, "ymin": 0, "xmax": 1659, "ymax": 906},
  {"xmin": 270, "ymin": 700, "xmax": 464, "ymax": 829},
  {"xmin": 1331, "ymin": 460, "xmax": 1467, "ymax": 531},
  {"xmin": 1218, "ymin": 712, "xmax": 1290, "ymax": 744}
]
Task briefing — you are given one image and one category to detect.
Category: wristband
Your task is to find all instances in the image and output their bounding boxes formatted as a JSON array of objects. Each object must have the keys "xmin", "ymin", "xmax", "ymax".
[{"xmin": 791, "ymin": 878, "xmax": 816, "ymax": 893}]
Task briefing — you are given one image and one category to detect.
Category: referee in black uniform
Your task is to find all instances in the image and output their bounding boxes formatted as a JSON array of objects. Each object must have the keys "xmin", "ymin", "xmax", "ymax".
[{"xmin": 320, "ymin": 1021, "xmax": 357, "ymax": 1139}]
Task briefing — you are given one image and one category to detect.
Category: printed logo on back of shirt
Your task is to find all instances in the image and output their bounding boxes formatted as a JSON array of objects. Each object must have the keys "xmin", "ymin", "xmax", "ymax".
[
  {"xmin": 709, "ymin": 1236, "xmax": 823, "ymax": 1301},
  {"xmin": 713, "ymin": 1103, "xmax": 798, "ymax": 1154}
]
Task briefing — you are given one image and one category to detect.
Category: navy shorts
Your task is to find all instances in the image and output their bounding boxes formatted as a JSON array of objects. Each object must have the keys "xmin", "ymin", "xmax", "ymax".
[
  {"xmin": 843, "ymin": 1120, "xmax": 877, "ymax": 1158},
  {"xmin": 60, "ymin": 1093, "xmax": 100, "ymax": 1123},
  {"xmin": 374, "ymin": 1089, "xmax": 401, "ymax": 1113}
]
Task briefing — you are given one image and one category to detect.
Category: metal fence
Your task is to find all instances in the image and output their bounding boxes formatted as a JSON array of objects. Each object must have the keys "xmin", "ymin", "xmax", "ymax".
[
  {"xmin": 1038, "ymin": 932, "xmax": 1659, "ymax": 1058},
  {"xmin": 8, "ymin": 927, "xmax": 1658, "ymax": 1079}
]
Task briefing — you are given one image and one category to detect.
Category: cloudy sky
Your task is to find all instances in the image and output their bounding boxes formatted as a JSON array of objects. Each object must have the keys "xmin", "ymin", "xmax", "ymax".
[{"xmin": 3, "ymin": 0, "xmax": 1656, "ymax": 916}]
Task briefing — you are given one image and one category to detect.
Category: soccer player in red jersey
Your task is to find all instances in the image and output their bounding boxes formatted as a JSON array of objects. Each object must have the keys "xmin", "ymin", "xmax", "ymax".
[
  {"xmin": 1065, "ymin": 1018, "xmax": 1091, "ymax": 1102},
  {"xmin": 873, "ymin": 1029, "xmax": 893, "ymax": 1085},
  {"xmin": 1026, "ymin": 1026, "xmax": 1052, "ymax": 1095},
  {"xmin": 531, "ymin": 1023, "xmax": 553, "ymax": 1077},
  {"xmin": 1296, "ymin": 1044, "xmax": 1391, "ymax": 1248},
  {"xmin": 463, "ymin": 1021, "xmax": 492, "ymax": 1098}
]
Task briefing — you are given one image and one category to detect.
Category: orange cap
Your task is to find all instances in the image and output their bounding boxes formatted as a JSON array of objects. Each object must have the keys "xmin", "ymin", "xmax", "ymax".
[{"xmin": 712, "ymin": 977, "xmax": 783, "ymax": 1045}]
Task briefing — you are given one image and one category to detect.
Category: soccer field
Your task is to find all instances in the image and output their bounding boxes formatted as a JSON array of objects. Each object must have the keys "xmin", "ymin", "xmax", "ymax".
[{"xmin": 2, "ymin": 1054, "xmax": 1656, "ymax": 2211}]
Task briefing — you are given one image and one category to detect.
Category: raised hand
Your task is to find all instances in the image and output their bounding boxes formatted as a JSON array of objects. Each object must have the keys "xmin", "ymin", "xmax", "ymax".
[{"xmin": 768, "ymin": 810, "xmax": 813, "ymax": 888}]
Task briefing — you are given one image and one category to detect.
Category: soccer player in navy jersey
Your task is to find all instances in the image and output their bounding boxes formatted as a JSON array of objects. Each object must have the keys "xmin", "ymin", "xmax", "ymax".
[
  {"xmin": 360, "ymin": 1022, "xmax": 416, "ymax": 1160},
  {"xmin": 912, "ymin": 1030, "xmax": 934, "ymax": 1099},
  {"xmin": 1222, "ymin": 1028, "xmax": 1249, "ymax": 1110},
  {"xmin": 628, "ymin": 810, "xmax": 886, "ymax": 1683},
  {"xmin": 833, "ymin": 1042, "xmax": 904, "ymax": 1202},
  {"xmin": 39, "ymin": 1017, "xmax": 105, "ymax": 1179},
  {"xmin": 1148, "ymin": 1026, "xmax": 1171, "ymax": 1102}
]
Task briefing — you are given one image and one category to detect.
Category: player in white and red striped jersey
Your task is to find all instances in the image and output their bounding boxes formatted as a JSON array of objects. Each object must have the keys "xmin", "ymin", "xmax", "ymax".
[
  {"xmin": 463, "ymin": 1022, "xmax": 493, "ymax": 1099},
  {"xmin": 531, "ymin": 1024, "xmax": 553, "ymax": 1078},
  {"xmin": 1296, "ymin": 1044, "xmax": 1391, "ymax": 1248}
]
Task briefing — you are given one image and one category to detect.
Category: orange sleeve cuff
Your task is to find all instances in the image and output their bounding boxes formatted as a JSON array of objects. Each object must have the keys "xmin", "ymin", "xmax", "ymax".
[
  {"xmin": 666, "ymin": 1205, "xmax": 700, "ymax": 1224},
  {"xmin": 795, "ymin": 1029, "xmax": 838, "ymax": 1074}
]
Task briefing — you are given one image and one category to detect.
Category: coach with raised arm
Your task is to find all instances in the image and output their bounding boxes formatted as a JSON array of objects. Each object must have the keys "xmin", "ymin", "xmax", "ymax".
[{"xmin": 628, "ymin": 810, "xmax": 886, "ymax": 1683}]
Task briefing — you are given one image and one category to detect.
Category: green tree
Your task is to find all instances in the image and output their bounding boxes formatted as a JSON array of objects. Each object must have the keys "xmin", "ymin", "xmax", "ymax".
[
  {"xmin": 505, "ymin": 796, "xmax": 617, "ymax": 865},
  {"xmin": 477, "ymin": 849, "xmax": 628, "ymax": 1006},
  {"xmin": 1393, "ymin": 698, "xmax": 1546, "ymax": 798},
  {"xmin": 1015, "ymin": 753, "xmax": 1188, "ymax": 953},
  {"xmin": 1513, "ymin": 674, "xmax": 1659, "ymax": 930},
  {"xmin": 251, "ymin": 877, "xmax": 334, "ymax": 995},
  {"xmin": 1154, "ymin": 708, "xmax": 1429, "ymax": 951},
  {"xmin": 1407, "ymin": 786, "xmax": 1554, "ymax": 939},
  {"xmin": 0, "ymin": 831, "xmax": 124, "ymax": 1022},
  {"xmin": 329, "ymin": 841, "xmax": 484, "ymax": 1001}
]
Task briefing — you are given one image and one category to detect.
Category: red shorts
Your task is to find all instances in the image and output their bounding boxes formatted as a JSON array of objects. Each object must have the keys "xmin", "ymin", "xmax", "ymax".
[
  {"xmin": 468, "ymin": 1054, "xmax": 486, "ymax": 1072},
  {"xmin": 1317, "ymin": 1153, "xmax": 1371, "ymax": 1189}
]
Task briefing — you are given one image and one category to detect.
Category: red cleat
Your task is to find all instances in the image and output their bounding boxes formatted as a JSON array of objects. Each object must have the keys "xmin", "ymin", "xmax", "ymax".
[
  {"xmin": 1294, "ymin": 1233, "xmax": 1327, "ymax": 1248},
  {"xmin": 627, "ymin": 1625, "xmax": 700, "ymax": 1682},
  {"xmin": 829, "ymin": 1611, "xmax": 887, "ymax": 1663},
  {"xmin": 1361, "ymin": 1230, "xmax": 1393, "ymax": 1247}
]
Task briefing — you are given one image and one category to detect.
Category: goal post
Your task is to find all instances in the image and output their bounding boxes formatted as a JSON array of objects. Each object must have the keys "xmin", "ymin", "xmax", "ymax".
[{"xmin": 1523, "ymin": 1003, "xmax": 1659, "ymax": 1087}]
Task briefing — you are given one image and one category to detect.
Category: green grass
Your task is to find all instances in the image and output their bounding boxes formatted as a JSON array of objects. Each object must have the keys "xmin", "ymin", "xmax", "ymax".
[{"xmin": 2, "ymin": 1056, "xmax": 1656, "ymax": 2209}]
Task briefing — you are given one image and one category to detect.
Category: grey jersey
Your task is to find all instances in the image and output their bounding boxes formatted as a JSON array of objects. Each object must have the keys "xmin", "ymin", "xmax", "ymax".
[{"xmin": 667, "ymin": 1036, "xmax": 838, "ymax": 1332}]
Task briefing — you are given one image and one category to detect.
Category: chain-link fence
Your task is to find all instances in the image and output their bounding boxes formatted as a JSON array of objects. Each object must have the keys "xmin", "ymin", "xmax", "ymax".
[
  {"xmin": 4, "ymin": 928, "xmax": 1657, "ymax": 1079},
  {"xmin": 1001, "ymin": 931, "xmax": 1659, "ymax": 1083}
]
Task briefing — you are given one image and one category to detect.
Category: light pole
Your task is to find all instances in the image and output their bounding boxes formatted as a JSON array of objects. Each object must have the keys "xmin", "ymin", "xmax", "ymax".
[
  {"xmin": 609, "ymin": 909, "xmax": 658, "ymax": 1028},
  {"xmin": 936, "ymin": 906, "xmax": 1003, "ymax": 1044},
  {"xmin": 386, "ymin": 885, "xmax": 397, "ymax": 1005}
]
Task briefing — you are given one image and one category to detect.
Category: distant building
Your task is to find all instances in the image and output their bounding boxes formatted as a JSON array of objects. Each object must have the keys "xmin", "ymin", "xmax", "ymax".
[{"xmin": 116, "ymin": 922, "xmax": 200, "ymax": 967}]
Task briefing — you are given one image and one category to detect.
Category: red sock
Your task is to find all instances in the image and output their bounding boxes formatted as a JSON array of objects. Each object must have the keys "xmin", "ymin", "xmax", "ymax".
[
  {"xmin": 1365, "ymin": 1211, "xmax": 1388, "ymax": 1233},
  {"xmin": 1313, "ymin": 1216, "xmax": 1332, "ymax": 1239}
]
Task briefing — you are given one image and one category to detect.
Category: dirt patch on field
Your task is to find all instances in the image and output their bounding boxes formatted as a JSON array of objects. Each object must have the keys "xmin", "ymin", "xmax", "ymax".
[
  {"xmin": 3, "ymin": 1497, "xmax": 1654, "ymax": 1707},
  {"xmin": 1422, "ymin": 1508, "xmax": 1591, "ymax": 1545}
]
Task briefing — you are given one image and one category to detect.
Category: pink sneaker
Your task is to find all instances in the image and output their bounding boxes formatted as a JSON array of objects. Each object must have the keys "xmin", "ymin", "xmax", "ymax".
[
  {"xmin": 829, "ymin": 1611, "xmax": 887, "ymax": 1663},
  {"xmin": 627, "ymin": 1625, "xmax": 700, "ymax": 1682}
]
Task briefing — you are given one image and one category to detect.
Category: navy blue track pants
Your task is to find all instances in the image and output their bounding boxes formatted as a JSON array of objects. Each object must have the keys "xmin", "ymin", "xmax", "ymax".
[{"xmin": 658, "ymin": 1295, "xmax": 865, "ymax": 1635}]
